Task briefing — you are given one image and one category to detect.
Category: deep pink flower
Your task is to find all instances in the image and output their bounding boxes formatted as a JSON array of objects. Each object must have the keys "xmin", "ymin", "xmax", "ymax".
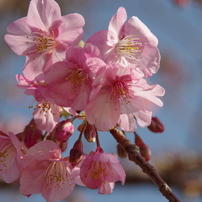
[
  {"xmin": 20, "ymin": 140, "xmax": 76, "ymax": 202},
  {"xmin": 85, "ymin": 63, "xmax": 165, "ymax": 132},
  {"xmin": 44, "ymin": 44, "xmax": 105, "ymax": 111},
  {"xmin": 80, "ymin": 147, "xmax": 126, "ymax": 194},
  {"xmin": 87, "ymin": 7, "xmax": 160, "ymax": 77},
  {"xmin": 0, "ymin": 131, "xmax": 23, "ymax": 183},
  {"xmin": 5, "ymin": 0, "xmax": 85, "ymax": 81}
]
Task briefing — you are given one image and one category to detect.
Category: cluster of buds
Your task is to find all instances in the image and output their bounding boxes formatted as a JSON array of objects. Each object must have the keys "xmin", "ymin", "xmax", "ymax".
[{"xmin": 0, "ymin": 0, "xmax": 165, "ymax": 202}]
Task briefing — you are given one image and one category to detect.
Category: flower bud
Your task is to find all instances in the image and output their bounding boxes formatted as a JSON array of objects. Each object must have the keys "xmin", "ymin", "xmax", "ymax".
[
  {"xmin": 148, "ymin": 117, "xmax": 164, "ymax": 133},
  {"xmin": 57, "ymin": 141, "xmax": 68, "ymax": 152},
  {"xmin": 84, "ymin": 124, "xmax": 96, "ymax": 142},
  {"xmin": 69, "ymin": 139, "xmax": 84, "ymax": 167},
  {"xmin": 135, "ymin": 133, "xmax": 151, "ymax": 161},
  {"xmin": 54, "ymin": 119, "xmax": 74, "ymax": 142},
  {"xmin": 22, "ymin": 119, "xmax": 43, "ymax": 148},
  {"xmin": 117, "ymin": 143, "xmax": 127, "ymax": 158}
]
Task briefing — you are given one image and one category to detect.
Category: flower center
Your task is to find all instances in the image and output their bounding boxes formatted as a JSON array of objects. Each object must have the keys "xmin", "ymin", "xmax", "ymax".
[
  {"xmin": 44, "ymin": 161, "xmax": 73, "ymax": 190},
  {"xmin": 116, "ymin": 35, "xmax": 143, "ymax": 60},
  {"xmin": 111, "ymin": 81, "xmax": 131, "ymax": 105},
  {"xmin": 26, "ymin": 29, "xmax": 56, "ymax": 57},
  {"xmin": 66, "ymin": 68, "xmax": 88, "ymax": 93},
  {"xmin": 91, "ymin": 161, "xmax": 109, "ymax": 180},
  {"xmin": 33, "ymin": 101, "xmax": 56, "ymax": 116}
]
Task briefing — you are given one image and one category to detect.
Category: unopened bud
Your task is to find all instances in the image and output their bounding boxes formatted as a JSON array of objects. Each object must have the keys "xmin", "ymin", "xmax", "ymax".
[
  {"xmin": 58, "ymin": 141, "xmax": 68, "ymax": 152},
  {"xmin": 22, "ymin": 119, "xmax": 43, "ymax": 148},
  {"xmin": 84, "ymin": 124, "xmax": 96, "ymax": 142},
  {"xmin": 148, "ymin": 117, "xmax": 164, "ymax": 133},
  {"xmin": 117, "ymin": 143, "xmax": 127, "ymax": 158},
  {"xmin": 54, "ymin": 119, "xmax": 74, "ymax": 142},
  {"xmin": 24, "ymin": 129, "xmax": 42, "ymax": 148},
  {"xmin": 135, "ymin": 133, "xmax": 151, "ymax": 161},
  {"xmin": 69, "ymin": 139, "xmax": 83, "ymax": 167},
  {"xmin": 77, "ymin": 123, "xmax": 86, "ymax": 132}
]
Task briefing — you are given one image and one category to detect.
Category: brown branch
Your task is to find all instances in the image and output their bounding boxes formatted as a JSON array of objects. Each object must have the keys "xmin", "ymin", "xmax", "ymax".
[{"xmin": 110, "ymin": 128, "xmax": 181, "ymax": 202}]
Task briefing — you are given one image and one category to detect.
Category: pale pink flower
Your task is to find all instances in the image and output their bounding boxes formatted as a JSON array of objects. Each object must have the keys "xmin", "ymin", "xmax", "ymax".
[
  {"xmin": 5, "ymin": 0, "xmax": 85, "ymax": 81},
  {"xmin": 20, "ymin": 140, "xmax": 76, "ymax": 202},
  {"xmin": 87, "ymin": 7, "xmax": 160, "ymax": 77},
  {"xmin": 80, "ymin": 146, "xmax": 126, "ymax": 194},
  {"xmin": 85, "ymin": 63, "xmax": 165, "ymax": 132},
  {"xmin": 16, "ymin": 74, "xmax": 61, "ymax": 132},
  {"xmin": 44, "ymin": 44, "xmax": 105, "ymax": 111},
  {"xmin": 33, "ymin": 100, "xmax": 60, "ymax": 132},
  {"xmin": 0, "ymin": 131, "xmax": 23, "ymax": 183}
]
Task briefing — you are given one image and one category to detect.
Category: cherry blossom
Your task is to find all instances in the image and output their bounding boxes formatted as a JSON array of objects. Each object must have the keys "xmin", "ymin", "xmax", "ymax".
[
  {"xmin": 87, "ymin": 7, "xmax": 160, "ymax": 77},
  {"xmin": 0, "ymin": 131, "xmax": 23, "ymax": 183},
  {"xmin": 85, "ymin": 63, "xmax": 165, "ymax": 132},
  {"xmin": 44, "ymin": 44, "xmax": 105, "ymax": 111},
  {"xmin": 4, "ymin": 0, "xmax": 85, "ymax": 81},
  {"xmin": 80, "ymin": 146, "xmax": 126, "ymax": 194},
  {"xmin": 20, "ymin": 140, "xmax": 76, "ymax": 202}
]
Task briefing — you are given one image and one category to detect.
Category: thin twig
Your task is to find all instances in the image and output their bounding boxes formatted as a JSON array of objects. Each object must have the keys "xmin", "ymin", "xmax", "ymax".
[{"xmin": 110, "ymin": 127, "xmax": 181, "ymax": 202}]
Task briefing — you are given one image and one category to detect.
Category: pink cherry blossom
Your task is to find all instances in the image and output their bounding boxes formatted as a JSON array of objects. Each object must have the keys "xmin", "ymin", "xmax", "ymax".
[
  {"xmin": 16, "ymin": 74, "xmax": 61, "ymax": 132},
  {"xmin": 20, "ymin": 140, "xmax": 76, "ymax": 202},
  {"xmin": 87, "ymin": 7, "xmax": 160, "ymax": 77},
  {"xmin": 5, "ymin": 0, "xmax": 85, "ymax": 81},
  {"xmin": 85, "ymin": 63, "xmax": 165, "ymax": 132},
  {"xmin": 44, "ymin": 44, "xmax": 105, "ymax": 111},
  {"xmin": 0, "ymin": 131, "xmax": 23, "ymax": 183},
  {"xmin": 80, "ymin": 146, "xmax": 126, "ymax": 194}
]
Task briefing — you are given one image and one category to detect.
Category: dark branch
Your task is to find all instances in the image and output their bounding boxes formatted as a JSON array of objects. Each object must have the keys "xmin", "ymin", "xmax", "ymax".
[{"xmin": 110, "ymin": 127, "xmax": 181, "ymax": 202}]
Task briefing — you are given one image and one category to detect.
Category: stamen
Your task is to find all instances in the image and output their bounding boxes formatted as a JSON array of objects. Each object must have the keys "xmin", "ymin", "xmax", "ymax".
[
  {"xmin": 110, "ymin": 81, "xmax": 131, "ymax": 106},
  {"xmin": 116, "ymin": 35, "xmax": 143, "ymax": 60},
  {"xmin": 34, "ymin": 101, "xmax": 55, "ymax": 116},
  {"xmin": 26, "ymin": 30, "xmax": 56, "ymax": 57},
  {"xmin": 44, "ymin": 161, "xmax": 73, "ymax": 190},
  {"xmin": 65, "ymin": 69, "xmax": 88, "ymax": 93},
  {"xmin": 0, "ymin": 141, "xmax": 16, "ymax": 172}
]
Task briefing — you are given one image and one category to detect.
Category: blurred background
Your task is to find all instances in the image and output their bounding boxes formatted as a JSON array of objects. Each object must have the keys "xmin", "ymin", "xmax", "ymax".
[{"xmin": 0, "ymin": 0, "xmax": 202, "ymax": 201}]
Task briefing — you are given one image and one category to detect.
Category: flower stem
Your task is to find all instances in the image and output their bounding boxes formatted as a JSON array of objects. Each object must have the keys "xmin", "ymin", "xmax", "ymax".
[{"xmin": 110, "ymin": 127, "xmax": 181, "ymax": 202}]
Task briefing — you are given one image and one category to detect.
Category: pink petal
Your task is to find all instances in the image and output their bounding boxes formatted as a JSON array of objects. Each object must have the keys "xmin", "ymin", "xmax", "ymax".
[
  {"xmin": 24, "ymin": 140, "xmax": 61, "ymax": 165},
  {"xmin": 98, "ymin": 182, "xmax": 114, "ymax": 194},
  {"xmin": 86, "ymin": 30, "xmax": 109, "ymax": 54},
  {"xmin": 27, "ymin": 0, "xmax": 62, "ymax": 31},
  {"xmin": 118, "ymin": 113, "xmax": 137, "ymax": 132},
  {"xmin": 4, "ymin": 18, "xmax": 33, "ymax": 55},
  {"xmin": 33, "ymin": 102, "xmax": 60, "ymax": 132},
  {"xmin": 42, "ymin": 162, "xmax": 75, "ymax": 202},
  {"xmin": 86, "ymin": 90, "xmax": 120, "ymax": 131},
  {"xmin": 126, "ymin": 16, "xmax": 158, "ymax": 46},
  {"xmin": 57, "ymin": 14, "xmax": 85, "ymax": 45},
  {"xmin": 108, "ymin": 7, "xmax": 127, "ymax": 45},
  {"xmin": 134, "ymin": 110, "xmax": 152, "ymax": 127},
  {"xmin": 20, "ymin": 161, "xmax": 48, "ymax": 195}
]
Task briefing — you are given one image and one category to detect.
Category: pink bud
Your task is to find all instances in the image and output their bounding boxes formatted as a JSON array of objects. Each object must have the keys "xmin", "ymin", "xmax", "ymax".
[
  {"xmin": 54, "ymin": 119, "xmax": 74, "ymax": 142},
  {"xmin": 69, "ymin": 139, "xmax": 84, "ymax": 167},
  {"xmin": 148, "ymin": 117, "xmax": 164, "ymax": 133},
  {"xmin": 84, "ymin": 124, "xmax": 96, "ymax": 142},
  {"xmin": 22, "ymin": 119, "xmax": 43, "ymax": 148},
  {"xmin": 135, "ymin": 133, "xmax": 151, "ymax": 161},
  {"xmin": 57, "ymin": 141, "xmax": 68, "ymax": 152}
]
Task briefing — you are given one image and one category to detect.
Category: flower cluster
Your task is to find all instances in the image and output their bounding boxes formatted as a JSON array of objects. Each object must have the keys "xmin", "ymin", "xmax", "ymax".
[{"xmin": 1, "ymin": 0, "xmax": 165, "ymax": 201}]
